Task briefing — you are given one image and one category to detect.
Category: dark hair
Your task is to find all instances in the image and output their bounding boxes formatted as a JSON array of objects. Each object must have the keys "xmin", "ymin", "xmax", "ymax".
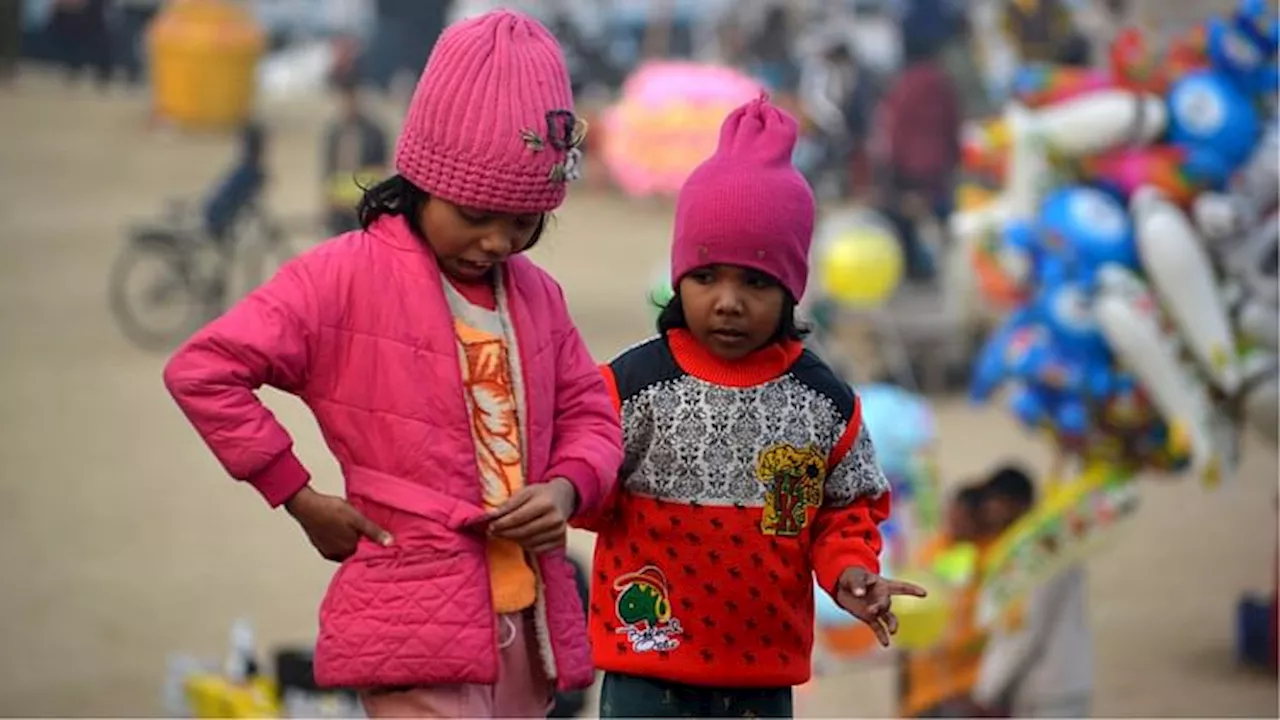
[
  {"xmin": 655, "ymin": 288, "xmax": 809, "ymax": 343},
  {"xmin": 983, "ymin": 465, "xmax": 1036, "ymax": 507},
  {"xmin": 955, "ymin": 484, "xmax": 986, "ymax": 512},
  {"xmin": 356, "ymin": 174, "xmax": 548, "ymax": 251}
]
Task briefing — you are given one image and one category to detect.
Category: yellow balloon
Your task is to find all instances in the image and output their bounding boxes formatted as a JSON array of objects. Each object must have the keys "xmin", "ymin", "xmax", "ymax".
[
  {"xmin": 886, "ymin": 569, "xmax": 949, "ymax": 651},
  {"xmin": 817, "ymin": 226, "xmax": 904, "ymax": 307}
]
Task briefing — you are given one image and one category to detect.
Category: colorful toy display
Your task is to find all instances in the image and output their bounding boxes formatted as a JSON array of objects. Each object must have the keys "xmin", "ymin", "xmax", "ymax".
[
  {"xmin": 957, "ymin": 0, "xmax": 1277, "ymax": 476},
  {"xmin": 954, "ymin": 0, "xmax": 1277, "ymax": 623}
]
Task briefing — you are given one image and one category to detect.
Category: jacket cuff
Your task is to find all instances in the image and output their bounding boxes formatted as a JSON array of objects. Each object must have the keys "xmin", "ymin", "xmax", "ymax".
[
  {"xmin": 545, "ymin": 458, "xmax": 599, "ymax": 519},
  {"xmin": 249, "ymin": 451, "xmax": 311, "ymax": 508}
]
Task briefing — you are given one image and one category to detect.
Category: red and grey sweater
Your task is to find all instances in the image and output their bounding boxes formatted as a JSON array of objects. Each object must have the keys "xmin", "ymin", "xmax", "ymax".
[{"xmin": 579, "ymin": 330, "xmax": 891, "ymax": 688}]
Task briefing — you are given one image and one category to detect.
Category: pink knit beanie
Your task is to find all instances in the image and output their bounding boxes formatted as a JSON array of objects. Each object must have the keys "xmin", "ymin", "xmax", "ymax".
[
  {"xmin": 670, "ymin": 95, "xmax": 816, "ymax": 301},
  {"xmin": 395, "ymin": 10, "xmax": 582, "ymax": 214}
]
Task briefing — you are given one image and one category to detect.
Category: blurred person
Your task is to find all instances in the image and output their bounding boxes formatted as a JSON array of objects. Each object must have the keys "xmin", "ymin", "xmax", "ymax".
[
  {"xmin": 743, "ymin": 3, "xmax": 799, "ymax": 92},
  {"xmin": 870, "ymin": 17, "xmax": 961, "ymax": 282},
  {"xmin": 112, "ymin": 0, "xmax": 161, "ymax": 86},
  {"xmin": 797, "ymin": 37, "xmax": 882, "ymax": 198},
  {"xmin": 584, "ymin": 95, "xmax": 925, "ymax": 719},
  {"xmin": 978, "ymin": 465, "xmax": 1035, "ymax": 533},
  {"xmin": 937, "ymin": 7, "xmax": 997, "ymax": 120},
  {"xmin": 163, "ymin": 11, "xmax": 621, "ymax": 718},
  {"xmin": 0, "ymin": 0, "xmax": 18, "ymax": 82},
  {"xmin": 968, "ymin": 465, "xmax": 1094, "ymax": 718},
  {"xmin": 50, "ymin": 0, "xmax": 111, "ymax": 87},
  {"xmin": 1070, "ymin": 0, "xmax": 1128, "ymax": 67},
  {"xmin": 366, "ymin": 0, "xmax": 452, "ymax": 96},
  {"xmin": 900, "ymin": 483, "xmax": 994, "ymax": 718},
  {"xmin": 1001, "ymin": 0, "xmax": 1077, "ymax": 65},
  {"xmin": 203, "ymin": 122, "xmax": 269, "ymax": 248},
  {"xmin": 321, "ymin": 38, "xmax": 389, "ymax": 236}
]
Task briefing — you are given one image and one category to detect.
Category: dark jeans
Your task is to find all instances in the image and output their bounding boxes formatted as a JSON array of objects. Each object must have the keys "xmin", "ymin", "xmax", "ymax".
[{"xmin": 599, "ymin": 672, "xmax": 793, "ymax": 719}]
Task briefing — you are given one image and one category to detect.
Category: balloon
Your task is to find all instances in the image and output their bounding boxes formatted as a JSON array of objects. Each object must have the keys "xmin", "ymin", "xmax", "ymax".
[
  {"xmin": 887, "ymin": 570, "xmax": 949, "ymax": 651},
  {"xmin": 858, "ymin": 384, "xmax": 942, "ymax": 556},
  {"xmin": 602, "ymin": 62, "xmax": 762, "ymax": 197},
  {"xmin": 816, "ymin": 225, "xmax": 904, "ymax": 308}
]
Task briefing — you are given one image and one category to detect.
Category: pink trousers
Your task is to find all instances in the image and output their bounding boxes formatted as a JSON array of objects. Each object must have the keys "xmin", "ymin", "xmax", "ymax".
[{"xmin": 358, "ymin": 611, "xmax": 553, "ymax": 719}]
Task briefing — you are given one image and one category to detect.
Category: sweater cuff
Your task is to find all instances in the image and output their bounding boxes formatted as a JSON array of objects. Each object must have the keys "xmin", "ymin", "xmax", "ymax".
[
  {"xmin": 545, "ymin": 458, "xmax": 598, "ymax": 519},
  {"xmin": 249, "ymin": 451, "xmax": 311, "ymax": 508},
  {"xmin": 813, "ymin": 546, "xmax": 881, "ymax": 598}
]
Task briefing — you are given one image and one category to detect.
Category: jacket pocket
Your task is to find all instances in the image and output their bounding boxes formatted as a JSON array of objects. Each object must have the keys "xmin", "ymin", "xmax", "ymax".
[{"xmin": 315, "ymin": 542, "xmax": 496, "ymax": 687}]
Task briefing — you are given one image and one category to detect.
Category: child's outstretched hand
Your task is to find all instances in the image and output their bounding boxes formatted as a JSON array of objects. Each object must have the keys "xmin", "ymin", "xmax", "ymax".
[
  {"xmin": 488, "ymin": 478, "xmax": 577, "ymax": 555},
  {"xmin": 285, "ymin": 486, "xmax": 393, "ymax": 562},
  {"xmin": 835, "ymin": 566, "xmax": 928, "ymax": 647}
]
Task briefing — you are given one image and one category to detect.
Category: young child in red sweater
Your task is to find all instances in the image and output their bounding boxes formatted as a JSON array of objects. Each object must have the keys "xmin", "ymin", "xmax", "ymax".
[{"xmin": 579, "ymin": 96, "xmax": 926, "ymax": 718}]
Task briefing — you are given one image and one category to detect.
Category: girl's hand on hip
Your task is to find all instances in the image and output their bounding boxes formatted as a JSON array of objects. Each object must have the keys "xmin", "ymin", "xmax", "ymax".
[
  {"xmin": 487, "ymin": 478, "xmax": 578, "ymax": 554},
  {"xmin": 284, "ymin": 485, "xmax": 393, "ymax": 563},
  {"xmin": 835, "ymin": 566, "xmax": 928, "ymax": 647}
]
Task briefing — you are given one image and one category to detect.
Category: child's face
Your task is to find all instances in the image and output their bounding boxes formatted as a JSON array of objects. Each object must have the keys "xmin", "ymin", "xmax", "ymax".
[
  {"xmin": 678, "ymin": 264, "xmax": 787, "ymax": 360},
  {"xmin": 981, "ymin": 496, "xmax": 1027, "ymax": 534},
  {"xmin": 946, "ymin": 501, "xmax": 979, "ymax": 542},
  {"xmin": 418, "ymin": 197, "xmax": 541, "ymax": 283}
]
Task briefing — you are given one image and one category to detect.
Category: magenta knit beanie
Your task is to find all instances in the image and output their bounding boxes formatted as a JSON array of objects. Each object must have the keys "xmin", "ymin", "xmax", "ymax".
[
  {"xmin": 670, "ymin": 95, "xmax": 816, "ymax": 301},
  {"xmin": 395, "ymin": 10, "xmax": 583, "ymax": 214}
]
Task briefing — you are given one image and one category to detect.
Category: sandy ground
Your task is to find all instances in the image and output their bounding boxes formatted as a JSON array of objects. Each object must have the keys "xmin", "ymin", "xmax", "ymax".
[{"xmin": 0, "ymin": 72, "xmax": 1277, "ymax": 717}]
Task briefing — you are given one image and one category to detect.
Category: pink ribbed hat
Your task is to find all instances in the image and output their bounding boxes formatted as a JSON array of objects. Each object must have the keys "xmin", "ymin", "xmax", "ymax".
[
  {"xmin": 671, "ymin": 95, "xmax": 816, "ymax": 301},
  {"xmin": 395, "ymin": 10, "xmax": 581, "ymax": 214}
]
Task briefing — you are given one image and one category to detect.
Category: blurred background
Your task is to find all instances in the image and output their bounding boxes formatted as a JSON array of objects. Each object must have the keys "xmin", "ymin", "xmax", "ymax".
[{"xmin": 0, "ymin": 0, "xmax": 1277, "ymax": 717}]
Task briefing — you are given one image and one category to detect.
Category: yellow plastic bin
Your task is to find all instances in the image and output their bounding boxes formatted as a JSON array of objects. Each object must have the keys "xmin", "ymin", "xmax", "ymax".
[{"xmin": 148, "ymin": 0, "xmax": 265, "ymax": 131}]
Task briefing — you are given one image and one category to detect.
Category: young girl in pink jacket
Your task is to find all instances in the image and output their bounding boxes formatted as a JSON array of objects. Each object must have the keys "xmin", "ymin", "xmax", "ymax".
[{"xmin": 162, "ymin": 11, "xmax": 623, "ymax": 718}]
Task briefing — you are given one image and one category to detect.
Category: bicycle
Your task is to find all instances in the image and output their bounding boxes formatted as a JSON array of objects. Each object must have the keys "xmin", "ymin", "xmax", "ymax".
[{"xmin": 108, "ymin": 199, "xmax": 300, "ymax": 353}]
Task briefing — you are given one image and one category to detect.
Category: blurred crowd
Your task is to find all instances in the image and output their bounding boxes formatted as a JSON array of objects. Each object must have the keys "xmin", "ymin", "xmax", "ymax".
[{"xmin": 0, "ymin": 0, "xmax": 1134, "ymax": 280}]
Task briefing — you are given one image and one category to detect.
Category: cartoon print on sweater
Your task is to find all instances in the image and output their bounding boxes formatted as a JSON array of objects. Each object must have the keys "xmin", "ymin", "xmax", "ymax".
[
  {"xmin": 614, "ymin": 565, "xmax": 684, "ymax": 653},
  {"xmin": 755, "ymin": 443, "xmax": 826, "ymax": 536}
]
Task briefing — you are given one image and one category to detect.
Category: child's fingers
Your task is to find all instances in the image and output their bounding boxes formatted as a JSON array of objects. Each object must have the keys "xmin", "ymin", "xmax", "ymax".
[
  {"xmin": 486, "ymin": 489, "xmax": 533, "ymax": 524},
  {"xmin": 867, "ymin": 595, "xmax": 891, "ymax": 616},
  {"xmin": 490, "ymin": 510, "xmax": 561, "ymax": 540},
  {"xmin": 885, "ymin": 579, "xmax": 928, "ymax": 598},
  {"xmin": 883, "ymin": 610, "xmax": 899, "ymax": 636},
  {"xmin": 489, "ymin": 495, "xmax": 547, "ymax": 532},
  {"xmin": 348, "ymin": 507, "xmax": 393, "ymax": 546},
  {"xmin": 525, "ymin": 530, "xmax": 568, "ymax": 555},
  {"xmin": 870, "ymin": 616, "xmax": 892, "ymax": 647}
]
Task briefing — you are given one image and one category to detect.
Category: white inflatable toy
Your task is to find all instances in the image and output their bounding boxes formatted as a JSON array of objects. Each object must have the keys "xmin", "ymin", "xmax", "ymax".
[
  {"xmin": 1131, "ymin": 186, "xmax": 1242, "ymax": 393},
  {"xmin": 1093, "ymin": 264, "xmax": 1225, "ymax": 487},
  {"xmin": 1033, "ymin": 89, "xmax": 1168, "ymax": 158}
]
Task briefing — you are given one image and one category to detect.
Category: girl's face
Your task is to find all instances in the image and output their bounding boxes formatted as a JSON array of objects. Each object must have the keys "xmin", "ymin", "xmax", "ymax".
[
  {"xmin": 679, "ymin": 264, "xmax": 786, "ymax": 361},
  {"xmin": 418, "ymin": 197, "xmax": 541, "ymax": 283}
]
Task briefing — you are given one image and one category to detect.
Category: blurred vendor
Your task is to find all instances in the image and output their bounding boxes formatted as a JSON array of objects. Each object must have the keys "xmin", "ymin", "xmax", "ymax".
[
  {"xmin": 899, "ymin": 483, "xmax": 992, "ymax": 718},
  {"xmin": 322, "ymin": 44, "xmax": 389, "ymax": 236},
  {"xmin": 970, "ymin": 466, "xmax": 1094, "ymax": 718}
]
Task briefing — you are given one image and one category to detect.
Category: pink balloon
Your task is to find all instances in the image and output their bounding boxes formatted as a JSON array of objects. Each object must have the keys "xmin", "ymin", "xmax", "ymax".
[{"xmin": 602, "ymin": 61, "xmax": 764, "ymax": 198}]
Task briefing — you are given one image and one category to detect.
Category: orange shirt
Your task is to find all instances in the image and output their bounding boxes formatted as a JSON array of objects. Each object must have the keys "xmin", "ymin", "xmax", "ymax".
[
  {"xmin": 446, "ymin": 277, "xmax": 537, "ymax": 614},
  {"xmin": 900, "ymin": 537, "xmax": 992, "ymax": 717}
]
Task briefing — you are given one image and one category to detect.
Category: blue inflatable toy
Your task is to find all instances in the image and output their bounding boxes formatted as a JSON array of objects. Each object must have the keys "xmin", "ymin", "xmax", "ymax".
[{"xmin": 1034, "ymin": 186, "xmax": 1139, "ymax": 295}]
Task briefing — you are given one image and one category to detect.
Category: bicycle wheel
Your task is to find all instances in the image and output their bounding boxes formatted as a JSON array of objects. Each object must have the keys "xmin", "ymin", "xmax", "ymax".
[{"xmin": 108, "ymin": 235, "xmax": 207, "ymax": 352}]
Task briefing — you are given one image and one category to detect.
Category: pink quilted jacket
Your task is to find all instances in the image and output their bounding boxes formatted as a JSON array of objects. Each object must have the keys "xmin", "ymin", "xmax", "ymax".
[{"xmin": 163, "ymin": 215, "xmax": 622, "ymax": 692}]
